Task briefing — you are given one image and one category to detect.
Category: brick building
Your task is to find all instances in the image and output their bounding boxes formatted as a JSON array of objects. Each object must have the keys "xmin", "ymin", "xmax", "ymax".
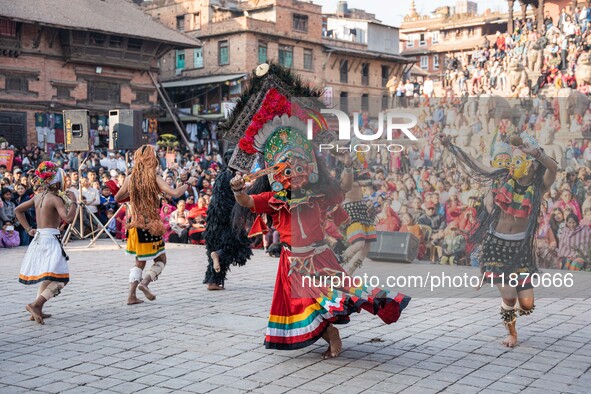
[
  {"xmin": 141, "ymin": 0, "xmax": 413, "ymax": 124},
  {"xmin": 400, "ymin": 1, "xmax": 507, "ymax": 81},
  {"xmin": 0, "ymin": 0, "xmax": 199, "ymax": 148}
]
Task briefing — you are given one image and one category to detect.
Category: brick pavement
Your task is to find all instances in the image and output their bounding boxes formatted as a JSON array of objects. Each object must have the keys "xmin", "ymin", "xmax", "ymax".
[{"xmin": 0, "ymin": 240, "xmax": 590, "ymax": 393}]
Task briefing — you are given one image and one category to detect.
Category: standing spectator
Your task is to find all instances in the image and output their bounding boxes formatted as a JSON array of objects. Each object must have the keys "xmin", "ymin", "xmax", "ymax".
[
  {"xmin": 81, "ymin": 178, "xmax": 100, "ymax": 217},
  {"xmin": 423, "ymin": 76, "xmax": 434, "ymax": 97},
  {"xmin": 12, "ymin": 184, "xmax": 33, "ymax": 246},
  {"xmin": 0, "ymin": 188, "xmax": 16, "ymax": 225}
]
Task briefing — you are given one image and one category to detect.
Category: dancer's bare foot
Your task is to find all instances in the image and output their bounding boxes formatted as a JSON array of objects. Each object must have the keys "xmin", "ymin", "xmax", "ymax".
[
  {"xmin": 29, "ymin": 313, "xmax": 51, "ymax": 321},
  {"xmin": 25, "ymin": 304, "xmax": 44, "ymax": 325},
  {"xmin": 127, "ymin": 296, "xmax": 144, "ymax": 305},
  {"xmin": 502, "ymin": 334, "xmax": 517, "ymax": 348},
  {"xmin": 207, "ymin": 283, "xmax": 225, "ymax": 290},
  {"xmin": 322, "ymin": 325, "xmax": 342, "ymax": 359},
  {"xmin": 138, "ymin": 283, "xmax": 156, "ymax": 301},
  {"xmin": 212, "ymin": 251, "xmax": 221, "ymax": 273},
  {"xmin": 502, "ymin": 321, "xmax": 517, "ymax": 348}
]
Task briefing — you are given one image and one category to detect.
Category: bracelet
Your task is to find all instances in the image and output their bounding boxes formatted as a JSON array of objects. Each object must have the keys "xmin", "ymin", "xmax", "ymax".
[{"xmin": 232, "ymin": 187, "xmax": 246, "ymax": 195}]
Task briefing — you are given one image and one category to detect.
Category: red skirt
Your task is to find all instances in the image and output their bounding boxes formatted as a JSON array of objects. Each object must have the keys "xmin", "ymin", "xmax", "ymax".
[{"xmin": 264, "ymin": 246, "xmax": 410, "ymax": 350}]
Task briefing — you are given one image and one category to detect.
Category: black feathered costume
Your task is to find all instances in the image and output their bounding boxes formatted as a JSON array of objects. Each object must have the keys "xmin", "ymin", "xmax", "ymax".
[{"xmin": 203, "ymin": 152, "xmax": 252, "ymax": 287}]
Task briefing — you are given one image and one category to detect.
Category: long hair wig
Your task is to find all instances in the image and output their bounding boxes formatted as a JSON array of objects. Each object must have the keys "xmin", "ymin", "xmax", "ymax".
[{"xmin": 128, "ymin": 145, "xmax": 165, "ymax": 236}]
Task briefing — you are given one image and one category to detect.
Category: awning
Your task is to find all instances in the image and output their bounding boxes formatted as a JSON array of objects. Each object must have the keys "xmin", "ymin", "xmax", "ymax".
[
  {"xmin": 323, "ymin": 45, "xmax": 415, "ymax": 63},
  {"xmin": 409, "ymin": 65, "xmax": 429, "ymax": 76},
  {"xmin": 161, "ymin": 73, "xmax": 247, "ymax": 89},
  {"xmin": 158, "ymin": 113, "xmax": 226, "ymax": 123}
]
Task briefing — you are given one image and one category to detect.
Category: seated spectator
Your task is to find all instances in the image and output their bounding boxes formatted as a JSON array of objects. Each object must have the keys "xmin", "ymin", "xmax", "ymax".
[
  {"xmin": 550, "ymin": 207, "xmax": 567, "ymax": 243},
  {"xmin": 536, "ymin": 201, "xmax": 560, "ymax": 269},
  {"xmin": 581, "ymin": 207, "xmax": 591, "ymax": 227},
  {"xmin": 188, "ymin": 215, "xmax": 207, "ymax": 245},
  {"xmin": 458, "ymin": 197, "xmax": 478, "ymax": 235},
  {"xmin": 554, "ymin": 187, "xmax": 582, "ymax": 220},
  {"xmin": 185, "ymin": 195, "xmax": 196, "ymax": 211},
  {"xmin": 444, "ymin": 190, "xmax": 463, "ymax": 223},
  {"xmin": 169, "ymin": 200, "xmax": 190, "ymax": 243},
  {"xmin": 0, "ymin": 220, "xmax": 20, "ymax": 248},
  {"xmin": 439, "ymin": 222, "xmax": 466, "ymax": 265},
  {"xmin": 376, "ymin": 200, "xmax": 401, "ymax": 232},
  {"xmin": 160, "ymin": 202, "xmax": 174, "ymax": 242},
  {"xmin": 399, "ymin": 213, "xmax": 426, "ymax": 260},
  {"xmin": 558, "ymin": 214, "xmax": 591, "ymax": 271},
  {"xmin": 105, "ymin": 208, "xmax": 117, "ymax": 236}
]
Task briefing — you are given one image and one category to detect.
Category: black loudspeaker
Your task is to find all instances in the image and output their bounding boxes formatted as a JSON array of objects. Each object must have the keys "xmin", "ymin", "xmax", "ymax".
[
  {"xmin": 63, "ymin": 110, "xmax": 90, "ymax": 152},
  {"xmin": 108, "ymin": 109, "xmax": 146, "ymax": 150},
  {"xmin": 368, "ymin": 231, "xmax": 419, "ymax": 263}
]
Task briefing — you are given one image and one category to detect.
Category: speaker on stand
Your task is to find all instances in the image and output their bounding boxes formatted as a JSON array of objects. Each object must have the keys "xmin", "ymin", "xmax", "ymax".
[
  {"xmin": 108, "ymin": 109, "xmax": 147, "ymax": 150},
  {"xmin": 63, "ymin": 110, "xmax": 90, "ymax": 152}
]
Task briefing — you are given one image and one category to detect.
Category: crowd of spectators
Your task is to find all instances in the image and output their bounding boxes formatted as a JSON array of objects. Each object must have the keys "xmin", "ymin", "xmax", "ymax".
[
  {"xmin": 0, "ymin": 144, "xmax": 223, "ymax": 248},
  {"xmin": 350, "ymin": 102, "xmax": 591, "ymax": 270},
  {"xmin": 391, "ymin": 6, "xmax": 591, "ymax": 99}
]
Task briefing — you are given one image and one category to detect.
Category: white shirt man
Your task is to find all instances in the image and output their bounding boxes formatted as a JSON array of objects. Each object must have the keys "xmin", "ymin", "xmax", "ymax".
[
  {"xmin": 116, "ymin": 155, "xmax": 127, "ymax": 173},
  {"xmin": 423, "ymin": 78, "xmax": 434, "ymax": 97}
]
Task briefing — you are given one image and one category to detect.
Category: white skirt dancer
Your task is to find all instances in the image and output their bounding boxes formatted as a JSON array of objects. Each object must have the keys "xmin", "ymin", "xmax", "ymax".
[{"xmin": 19, "ymin": 228, "xmax": 69, "ymax": 285}]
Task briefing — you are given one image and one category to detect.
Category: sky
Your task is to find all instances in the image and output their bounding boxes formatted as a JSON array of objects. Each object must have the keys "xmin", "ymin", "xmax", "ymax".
[{"xmin": 314, "ymin": 0, "xmax": 509, "ymax": 27}]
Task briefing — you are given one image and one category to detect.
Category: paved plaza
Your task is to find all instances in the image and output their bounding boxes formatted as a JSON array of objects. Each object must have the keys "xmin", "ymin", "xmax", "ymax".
[{"xmin": 1, "ymin": 240, "xmax": 590, "ymax": 394}]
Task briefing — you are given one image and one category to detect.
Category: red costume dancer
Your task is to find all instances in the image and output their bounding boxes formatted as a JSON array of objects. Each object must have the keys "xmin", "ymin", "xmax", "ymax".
[{"xmin": 225, "ymin": 63, "xmax": 410, "ymax": 358}]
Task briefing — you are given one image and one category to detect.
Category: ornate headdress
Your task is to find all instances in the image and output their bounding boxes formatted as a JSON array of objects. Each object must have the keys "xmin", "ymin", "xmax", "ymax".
[
  {"xmin": 490, "ymin": 141, "xmax": 513, "ymax": 169},
  {"xmin": 34, "ymin": 161, "xmax": 65, "ymax": 190},
  {"xmin": 221, "ymin": 63, "xmax": 333, "ymax": 175}
]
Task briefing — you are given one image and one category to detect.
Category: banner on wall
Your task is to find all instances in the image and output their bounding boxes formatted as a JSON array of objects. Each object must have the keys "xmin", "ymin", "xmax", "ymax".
[{"xmin": 0, "ymin": 150, "xmax": 14, "ymax": 171}]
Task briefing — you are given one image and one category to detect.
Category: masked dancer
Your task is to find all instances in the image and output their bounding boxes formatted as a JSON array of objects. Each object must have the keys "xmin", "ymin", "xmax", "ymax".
[
  {"xmin": 441, "ymin": 132, "xmax": 557, "ymax": 347},
  {"xmin": 225, "ymin": 63, "xmax": 410, "ymax": 358},
  {"xmin": 203, "ymin": 150, "xmax": 252, "ymax": 290}
]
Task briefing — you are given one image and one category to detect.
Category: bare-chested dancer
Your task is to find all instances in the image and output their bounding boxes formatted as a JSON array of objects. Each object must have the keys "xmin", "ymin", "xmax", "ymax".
[
  {"xmin": 115, "ymin": 145, "xmax": 196, "ymax": 305},
  {"xmin": 16, "ymin": 161, "xmax": 77, "ymax": 324}
]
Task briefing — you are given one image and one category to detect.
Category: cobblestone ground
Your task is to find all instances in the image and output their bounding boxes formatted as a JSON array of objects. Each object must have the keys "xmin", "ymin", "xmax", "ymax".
[{"xmin": 1, "ymin": 240, "xmax": 590, "ymax": 394}]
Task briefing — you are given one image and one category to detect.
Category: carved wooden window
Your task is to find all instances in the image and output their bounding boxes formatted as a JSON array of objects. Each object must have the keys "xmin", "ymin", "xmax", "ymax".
[
  {"xmin": 5, "ymin": 76, "xmax": 27, "ymax": 92},
  {"xmin": 56, "ymin": 86, "xmax": 72, "ymax": 99},
  {"xmin": 88, "ymin": 81, "xmax": 120, "ymax": 103},
  {"xmin": 89, "ymin": 32, "xmax": 107, "ymax": 46},
  {"xmin": 135, "ymin": 91, "xmax": 150, "ymax": 104},
  {"xmin": 0, "ymin": 18, "xmax": 16, "ymax": 37}
]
